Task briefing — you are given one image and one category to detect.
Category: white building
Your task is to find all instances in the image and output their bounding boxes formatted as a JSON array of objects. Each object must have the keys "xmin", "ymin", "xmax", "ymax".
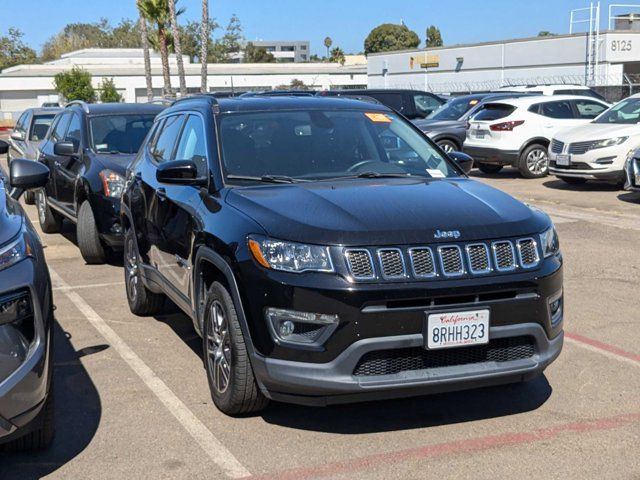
[
  {"xmin": 0, "ymin": 48, "xmax": 367, "ymax": 118},
  {"xmin": 367, "ymin": 31, "xmax": 640, "ymax": 93}
]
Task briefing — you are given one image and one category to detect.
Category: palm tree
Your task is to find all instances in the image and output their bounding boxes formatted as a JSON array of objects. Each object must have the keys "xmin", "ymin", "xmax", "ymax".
[
  {"xmin": 138, "ymin": 0, "xmax": 173, "ymax": 97},
  {"xmin": 137, "ymin": 3, "xmax": 154, "ymax": 101},
  {"xmin": 168, "ymin": 0, "xmax": 186, "ymax": 96},
  {"xmin": 200, "ymin": 0, "xmax": 209, "ymax": 93},
  {"xmin": 324, "ymin": 37, "xmax": 332, "ymax": 58}
]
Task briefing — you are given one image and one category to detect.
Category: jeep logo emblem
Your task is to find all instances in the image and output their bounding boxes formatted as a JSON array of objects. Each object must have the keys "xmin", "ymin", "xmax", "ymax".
[{"xmin": 434, "ymin": 229, "xmax": 461, "ymax": 239}]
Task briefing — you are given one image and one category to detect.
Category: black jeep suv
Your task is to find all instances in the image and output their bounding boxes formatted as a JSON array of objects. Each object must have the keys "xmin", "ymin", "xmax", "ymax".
[
  {"xmin": 36, "ymin": 101, "xmax": 164, "ymax": 263},
  {"xmin": 121, "ymin": 95, "xmax": 564, "ymax": 415},
  {"xmin": 0, "ymin": 140, "xmax": 55, "ymax": 450}
]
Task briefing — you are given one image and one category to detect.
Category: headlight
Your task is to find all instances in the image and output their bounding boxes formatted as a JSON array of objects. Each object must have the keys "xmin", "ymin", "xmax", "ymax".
[
  {"xmin": 248, "ymin": 237, "xmax": 334, "ymax": 273},
  {"xmin": 99, "ymin": 169, "xmax": 125, "ymax": 197},
  {"xmin": 0, "ymin": 233, "xmax": 32, "ymax": 272},
  {"xmin": 540, "ymin": 225, "xmax": 560, "ymax": 258},
  {"xmin": 591, "ymin": 137, "xmax": 628, "ymax": 150}
]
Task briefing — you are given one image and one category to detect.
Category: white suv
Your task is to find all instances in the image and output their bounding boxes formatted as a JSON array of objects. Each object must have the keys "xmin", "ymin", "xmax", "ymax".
[
  {"xmin": 549, "ymin": 94, "xmax": 640, "ymax": 186},
  {"xmin": 464, "ymin": 95, "xmax": 610, "ymax": 178}
]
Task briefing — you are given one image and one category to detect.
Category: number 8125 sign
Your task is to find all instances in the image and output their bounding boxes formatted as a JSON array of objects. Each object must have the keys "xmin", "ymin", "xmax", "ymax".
[{"xmin": 611, "ymin": 40, "xmax": 633, "ymax": 52}]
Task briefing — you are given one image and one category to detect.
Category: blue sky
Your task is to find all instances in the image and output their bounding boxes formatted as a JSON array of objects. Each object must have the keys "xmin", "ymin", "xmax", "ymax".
[{"xmin": 8, "ymin": 0, "xmax": 631, "ymax": 56}]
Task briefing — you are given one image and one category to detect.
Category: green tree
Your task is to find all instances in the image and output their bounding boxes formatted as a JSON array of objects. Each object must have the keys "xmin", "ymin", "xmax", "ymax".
[
  {"xmin": 217, "ymin": 14, "xmax": 243, "ymax": 62},
  {"xmin": 109, "ymin": 19, "xmax": 143, "ymax": 48},
  {"xmin": 324, "ymin": 36, "xmax": 332, "ymax": 58},
  {"xmin": 54, "ymin": 66, "xmax": 96, "ymax": 103},
  {"xmin": 329, "ymin": 46, "xmax": 345, "ymax": 65},
  {"xmin": 99, "ymin": 77, "xmax": 123, "ymax": 103},
  {"xmin": 0, "ymin": 28, "xmax": 37, "ymax": 70},
  {"xmin": 538, "ymin": 31, "xmax": 556, "ymax": 37},
  {"xmin": 244, "ymin": 42, "xmax": 275, "ymax": 63},
  {"xmin": 426, "ymin": 25, "xmax": 443, "ymax": 48},
  {"xmin": 364, "ymin": 23, "xmax": 420, "ymax": 55}
]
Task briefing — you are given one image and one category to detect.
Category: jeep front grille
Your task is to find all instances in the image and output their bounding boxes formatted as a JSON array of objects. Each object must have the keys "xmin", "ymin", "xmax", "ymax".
[{"xmin": 343, "ymin": 237, "xmax": 541, "ymax": 282}]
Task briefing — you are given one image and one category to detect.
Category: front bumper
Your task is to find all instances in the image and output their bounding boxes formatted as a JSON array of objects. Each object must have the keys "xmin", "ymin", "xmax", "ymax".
[
  {"xmin": 92, "ymin": 194, "xmax": 124, "ymax": 248},
  {"xmin": 624, "ymin": 157, "xmax": 640, "ymax": 191},
  {"xmin": 463, "ymin": 146, "xmax": 519, "ymax": 165},
  {"xmin": 0, "ymin": 258, "xmax": 52, "ymax": 441},
  {"xmin": 549, "ymin": 150, "xmax": 627, "ymax": 182}
]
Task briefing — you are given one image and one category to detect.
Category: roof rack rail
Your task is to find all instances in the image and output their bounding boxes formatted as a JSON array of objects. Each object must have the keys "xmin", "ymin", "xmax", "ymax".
[
  {"xmin": 171, "ymin": 93, "xmax": 220, "ymax": 107},
  {"xmin": 65, "ymin": 100, "xmax": 90, "ymax": 113},
  {"xmin": 147, "ymin": 98, "xmax": 174, "ymax": 105}
]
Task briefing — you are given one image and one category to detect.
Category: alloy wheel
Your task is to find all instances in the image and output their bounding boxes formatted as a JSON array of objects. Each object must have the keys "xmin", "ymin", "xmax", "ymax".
[
  {"xmin": 36, "ymin": 190, "xmax": 47, "ymax": 225},
  {"xmin": 438, "ymin": 141, "xmax": 456, "ymax": 154},
  {"xmin": 526, "ymin": 148, "xmax": 549, "ymax": 175},
  {"xmin": 125, "ymin": 235, "xmax": 139, "ymax": 302},
  {"xmin": 206, "ymin": 300, "xmax": 232, "ymax": 394}
]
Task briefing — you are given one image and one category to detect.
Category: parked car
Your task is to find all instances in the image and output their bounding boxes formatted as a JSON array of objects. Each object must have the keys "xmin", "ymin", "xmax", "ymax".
[
  {"xmin": 121, "ymin": 95, "xmax": 563, "ymax": 415},
  {"xmin": 0, "ymin": 140, "xmax": 55, "ymax": 451},
  {"xmin": 624, "ymin": 148, "xmax": 640, "ymax": 193},
  {"xmin": 7, "ymin": 107, "xmax": 62, "ymax": 204},
  {"xmin": 317, "ymin": 89, "xmax": 445, "ymax": 119},
  {"xmin": 35, "ymin": 101, "xmax": 164, "ymax": 264},
  {"xmin": 413, "ymin": 93, "xmax": 539, "ymax": 153},
  {"xmin": 464, "ymin": 95, "xmax": 610, "ymax": 178},
  {"xmin": 549, "ymin": 94, "xmax": 640, "ymax": 186},
  {"xmin": 494, "ymin": 84, "xmax": 606, "ymax": 101}
]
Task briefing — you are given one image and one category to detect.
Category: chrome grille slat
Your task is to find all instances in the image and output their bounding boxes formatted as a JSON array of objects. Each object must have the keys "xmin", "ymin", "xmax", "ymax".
[
  {"xmin": 492, "ymin": 241, "xmax": 516, "ymax": 272},
  {"xmin": 466, "ymin": 243, "xmax": 491, "ymax": 274},
  {"xmin": 550, "ymin": 139, "xmax": 564, "ymax": 154},
  {"xmin": 377, "ymin": 248, "xmax": 406, "ymax": 279},
  {"xmin": 344, "ymin": 249, "xmax": 375, "ymax": 279},
  {"xmin": 516, "ymin": 238, "xmax": 540, "ymax": 268},
  {"xmin": 568, "ymin": 140, "xmax": 597, "ymax": 155},
  {"xmin": 437, "ymin": 245, "xmax": 465, "ymax": 277},
  {"xmin": 409, "ymin": 248, "xmax": 436, "ymax": 278}
]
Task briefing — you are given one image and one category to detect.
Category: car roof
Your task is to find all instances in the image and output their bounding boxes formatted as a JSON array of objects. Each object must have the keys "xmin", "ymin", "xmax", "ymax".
[
  {"xmin": 162, "ymin": 95, "xmax": 392, "ymax": 116},
  {"xmin": 65, "ymin": 102, "xmax": 166, "ymax": 116},
  {"xmin": 480, "ymin": 94, "xmax": 606, "ymax": 107},
  {"xmin": 24, "ymin": 107, "xmax": 63, "ymax": 116}
]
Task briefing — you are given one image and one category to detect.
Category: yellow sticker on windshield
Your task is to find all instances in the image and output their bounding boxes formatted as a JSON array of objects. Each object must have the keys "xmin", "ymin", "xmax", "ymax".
[{"xmin": 365, "ymin": 112, "xmax": 392, "ymax": 123}]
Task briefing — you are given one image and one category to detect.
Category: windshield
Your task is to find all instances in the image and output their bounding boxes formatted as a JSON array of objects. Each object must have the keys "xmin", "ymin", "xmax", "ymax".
[
  {"xmin": 593, "ymin": 98, "xmax": 640, "ymax": 124},
  {"xmin": 428, "ymin": 97, "xmax": 483, "ymax": 121},
  {"xmin": 219, "ymin": 110, "xmax": 459, "ymax": 182},
  {"xmin": 29, "ymin": 114, "xmax": 56, "ymax": 141},
  {"xmin": 90, "ymin": 114, "xmax": 156, "ymax": 153}
]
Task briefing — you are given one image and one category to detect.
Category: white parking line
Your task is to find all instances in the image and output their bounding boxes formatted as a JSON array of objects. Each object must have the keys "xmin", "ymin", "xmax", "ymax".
[
  {"xmin": 49, "ymin": 268, "xmax": 251, "ymax": 479},
  {"xmin": 53, "ymin": 281, "xmax": 125, "ymax": 292}
]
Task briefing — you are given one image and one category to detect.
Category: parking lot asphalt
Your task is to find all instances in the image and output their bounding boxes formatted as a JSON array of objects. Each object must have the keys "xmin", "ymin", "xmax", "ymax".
[{"xmin": 1, "ymin": 162, "xmax": 639, "ymax": 480}]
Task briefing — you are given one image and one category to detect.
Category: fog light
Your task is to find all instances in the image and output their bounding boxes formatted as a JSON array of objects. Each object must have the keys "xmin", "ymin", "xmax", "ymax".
[
  {"xmin": 266, "ymin": 308, "xmax": 339, "ymax": 347},
  {"xmin": 111, "ymin": 222, "xmax": 123, "ymax": 235},
  {"xmin": 548, "ymin": 290, "xmax": 563, "ymax": 328},
  {"xmin": 0, "ymin": 291, "xmax": 32, "ymax": 326}
]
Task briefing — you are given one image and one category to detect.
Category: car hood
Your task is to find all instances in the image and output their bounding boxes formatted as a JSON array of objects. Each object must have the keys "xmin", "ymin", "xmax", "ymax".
[
  {"xmin": 225, "ymin": 178, "xmax": 548, "ymax": 246},
  {"xmin": 94, "ymin": 153, "xmax": 137, "ymax": 175},
  {"xmin": 555, "ymin": 123, "xmax": 640, "ymax": 142},
  {"xmin": 413, "ymin": 119, "xmax": 465, "ymax": 132},
  {"xmin": 0, "ymin": 178, "xmax": 23, "ymax": 247}
]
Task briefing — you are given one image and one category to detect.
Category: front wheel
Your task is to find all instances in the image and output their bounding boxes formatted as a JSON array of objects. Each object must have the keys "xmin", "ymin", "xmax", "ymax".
[
  {"xmin": 436, "ymin": 139, "xmax": 458, "ymax": 154},
  {"xmin": 203, "ymin": 282, "xmax": 268, "ymax": 416},
  {"xmin": 23, "ymin": 190, "xmax": 35, "ymax": 205},
  {"xmin": 519, "ymin": 144, "xmax": 549, "ymax": 178}
]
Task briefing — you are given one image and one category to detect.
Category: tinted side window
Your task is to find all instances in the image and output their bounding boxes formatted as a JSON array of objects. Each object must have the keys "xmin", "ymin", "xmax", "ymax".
[
  {"xmin": 539, "ymin": 101, "xmax": 574, "ymax": 119},
  {"xmin": 51, "ymin": 114, "xmax": 71, "ymax": 142},
  {"xmin": 413, "ymin": 94, "xmax": 441, "ymax": 116},
  {"xmin": 174, "ymin": 115, "xmax": 208, "ymax": 176},
  {"xmin": 152, "ymin": 114, "xmax": 185, "ymax": 163},
  {"xmin": 573, "ymin": 100, "xmax": 608, "ymax": 119},
  {"xmin": 14, "ymin": 112, "xmax": 28, "ymax": 133},
  {"xmin": 370, "ymin": 93, "xmax": 404, "ymax": 112},
  {"xmin": 65, "ymin": 113, "xmax": 82, "ymax": 149},
  {"xmin": 473, "ymin": 104, "xmax": 516, "ymax": 121}
]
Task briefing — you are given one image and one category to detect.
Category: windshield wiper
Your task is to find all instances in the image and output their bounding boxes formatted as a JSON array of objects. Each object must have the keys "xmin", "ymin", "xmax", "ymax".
[
  {"xmin": 354, "ymin": 171, "xmax": 414, "ymax": 178},
  {"xmin": 226, "ymin": 174, "xmax": 305, "ymax": 184}
]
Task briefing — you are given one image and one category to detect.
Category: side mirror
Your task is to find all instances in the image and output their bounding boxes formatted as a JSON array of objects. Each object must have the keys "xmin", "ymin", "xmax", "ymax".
[
  {"xmin": 54, "ymin": 141, "xmax": 76, "ymax": 156},
  {"xmin": 156, "ymin": 160, "xmax": 207, "ymax": 186},
  {"xmin": 0, "ymin": 139, "xmax": 8, "ymax": 155},
  {"xmin": 10, "ymin": 130, "xmax": 25, "ymax": 142},
  {"xmin": 9, "ymin": 159, "xmax": 50, "ymax": 200},
  {"xmin": 448, "ymin": 151, "xmax": 474, "ymax": 175}
]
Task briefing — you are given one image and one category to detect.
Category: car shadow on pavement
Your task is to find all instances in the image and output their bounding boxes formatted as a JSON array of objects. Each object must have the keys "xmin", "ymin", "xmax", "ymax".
[
  {"xmin": 261, "ymin": 376, "xmax": 552, "ymax": 434},
  {"xmin": 468, "ymin": 168, "xmax": 521, "ymax": 180},
  {"xmin": 0, "ymin": 321, "xmax": 102, "ymax": 479},
  {"xmin": 542, "ymin": 179, "xmax": 622, "ymax": 192},
  {"xmin": 617, "ymin": 191, "xmax": 640, "ymax": 204}
]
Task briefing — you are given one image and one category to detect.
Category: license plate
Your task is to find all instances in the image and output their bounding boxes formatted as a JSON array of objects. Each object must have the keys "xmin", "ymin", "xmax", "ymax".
[
  {"xmin": 473, "ymin": 130, "xmax": 487, "ymax": 139},
  {"xmin": 556, "ymin": 154, "xmax": 571, "ymax": 166},
  {"xmin": 426, "ymin": 309, "xmax": 490, "ymax": 350}
]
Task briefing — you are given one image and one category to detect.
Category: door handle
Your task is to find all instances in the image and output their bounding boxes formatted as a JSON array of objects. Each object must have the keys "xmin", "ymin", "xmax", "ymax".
[{"xmin": 156, "ymin": 187, "xmax": 167, "ymax": 200}]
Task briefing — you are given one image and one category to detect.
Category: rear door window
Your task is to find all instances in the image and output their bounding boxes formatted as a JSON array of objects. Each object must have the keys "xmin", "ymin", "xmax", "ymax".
[
  {"xmin": 538, "ymin": 101, "xmax": 575, "ymax": 119},
  {"xmin": 572, "ymin": 100, "xmax": 608, "ymax": 119},
  {"xmin": 370, "ymin": 93, "xmax": 404, "ymax": 112},
  {"xmin": 472, "ymin": 104, "xmax": 516, "ymax": 121},
  {"xmin": 413, "ymin": 94, "xmax": 441, "ymax": 117},
  {"xmin": 29, "ymin": 114, "xmax": 56, "ymax": 141}
]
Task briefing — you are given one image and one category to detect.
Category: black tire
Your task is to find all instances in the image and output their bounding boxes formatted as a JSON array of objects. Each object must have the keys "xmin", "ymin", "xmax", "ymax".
[
  {"xmin": 476, "ymin": 163, "xmax": 504, "ymax": 174},
  {"xmin": 24, "ymin": 190, "xmax": 35, "ymax": 205},
  {"xmin": 203, "ymin": 282, "xmax": 268, "ymax": 416},
  {"xmin": 518, "ymin": 144, "xmax": 549, "ymax": 178},
  {"xmin": 436, "ymin": 139, "xmax": 458, "ymax": 154},
  {"xmin": 1, "ymin": 389, "xmax": 55, "ymax": 452},
  {"xmin": 558, "ymin": 176, "xmax": 587, "ymax": 186},
  {"xmin": 124, "ymin": 228, "xmax": 165, "ymax": 316},
  {"xmin": 36, "ymin": 189, "xmax": 63, "ymax": 234},
  {"xmin": 77, "ymin": 201, "xmax": 107, "ymax": 264}
]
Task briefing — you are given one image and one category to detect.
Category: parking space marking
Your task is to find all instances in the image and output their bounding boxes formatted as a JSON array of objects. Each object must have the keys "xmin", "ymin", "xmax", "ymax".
[
  {"xmin": 52, "ymin": 281, "xmax": 125, "ymax": 292},
  {"xmin": 49, "ymin": 268, "xmax": 252, "ymax": 479},
  {"xmin": 251, "ymin": 411, "xmax": 640, "ymax": 480},
  {"xmin": 565, "ymin": 331, "xmax": 640, "ymax": 368}
]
